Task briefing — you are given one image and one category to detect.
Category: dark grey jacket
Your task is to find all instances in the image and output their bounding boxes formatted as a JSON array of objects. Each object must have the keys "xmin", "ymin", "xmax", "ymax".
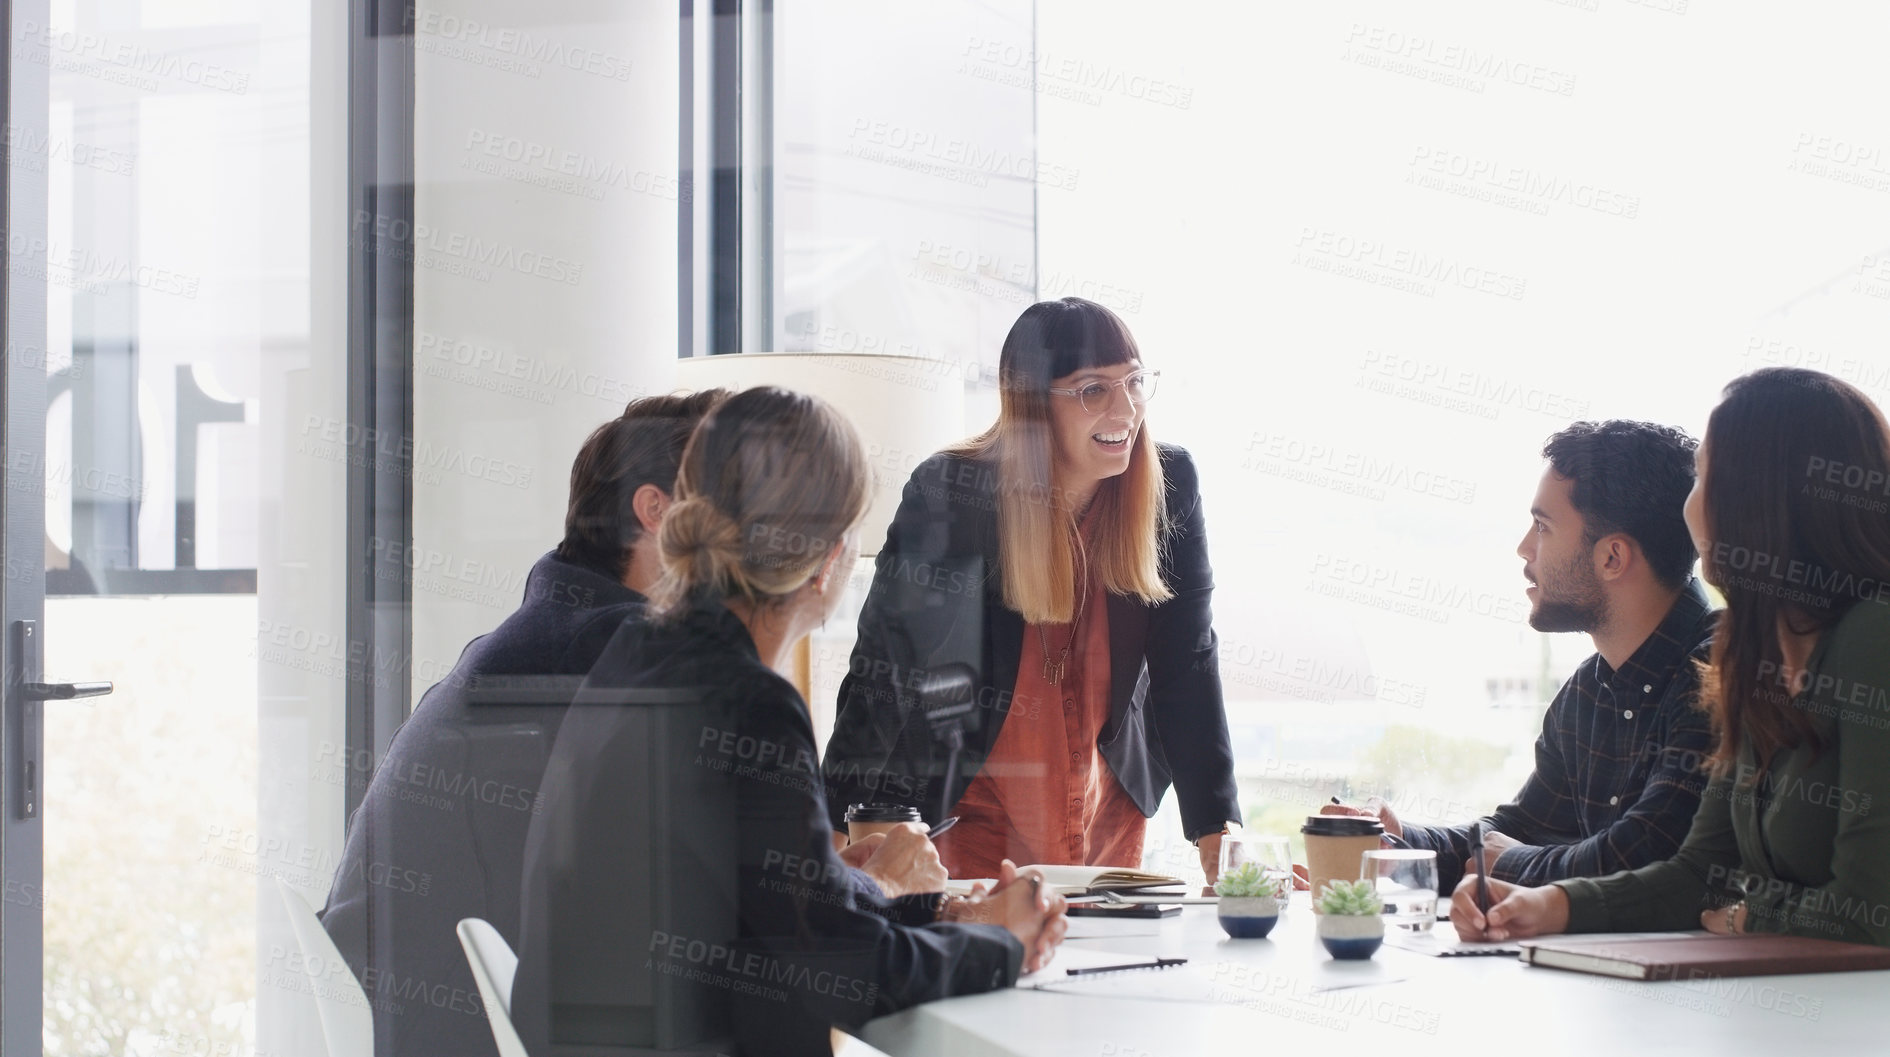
[
  {"xmin": 824, "ymin": 444, "xmax": 1241, "ymax": 842},
  {"xmin": 511, "ymin": 600, "xmax": 1022, "ymax": 1056},
  {"xmin": 318, "ymin": 552, "xmax": 645, "ymax": 1057}
]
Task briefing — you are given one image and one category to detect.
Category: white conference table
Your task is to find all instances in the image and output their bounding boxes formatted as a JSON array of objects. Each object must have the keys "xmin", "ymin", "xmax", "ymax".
[{"xmin": 859, "ymin": 897, "xmax": 1879, "ymax": 1056}]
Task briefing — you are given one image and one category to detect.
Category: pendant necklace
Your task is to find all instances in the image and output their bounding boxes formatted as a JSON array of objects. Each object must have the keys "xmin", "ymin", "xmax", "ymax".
[{"xmin": 1038, "ymin": 532, "xmax": 1091, "ymax": 685}]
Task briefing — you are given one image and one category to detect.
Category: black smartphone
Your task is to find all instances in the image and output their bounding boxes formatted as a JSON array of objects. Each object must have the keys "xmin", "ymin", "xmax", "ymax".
[{"xmin": 1066, "ymin": 902, "xmax": 1183, "ymax": 919}]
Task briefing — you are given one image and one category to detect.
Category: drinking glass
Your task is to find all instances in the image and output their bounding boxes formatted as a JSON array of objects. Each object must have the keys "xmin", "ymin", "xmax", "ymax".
[
  {"xmin": 1361, "ymin": 849, "xmax": 1438, "ymax": 933},
  {"xmin": 1220, "ymin": 834, "xmax": 1294, "ymax": 891}
]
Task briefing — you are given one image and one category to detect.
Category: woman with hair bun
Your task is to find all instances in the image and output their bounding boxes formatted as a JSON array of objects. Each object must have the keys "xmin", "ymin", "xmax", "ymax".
[{"xmin": 513, "ymin": 386, "xmax": 1065, "ymax": 1057}]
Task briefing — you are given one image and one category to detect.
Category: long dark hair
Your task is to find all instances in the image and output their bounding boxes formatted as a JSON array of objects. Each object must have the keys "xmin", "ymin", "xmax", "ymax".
[{"xmin": 1698, "ymin": 368, "xmax": 1890, "ymax": 770}]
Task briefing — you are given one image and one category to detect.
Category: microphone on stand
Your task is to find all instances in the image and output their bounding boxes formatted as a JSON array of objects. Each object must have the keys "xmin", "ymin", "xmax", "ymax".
[{"xmin": 916, "ymin": 664, "xmax": 979, "ymax": 824}]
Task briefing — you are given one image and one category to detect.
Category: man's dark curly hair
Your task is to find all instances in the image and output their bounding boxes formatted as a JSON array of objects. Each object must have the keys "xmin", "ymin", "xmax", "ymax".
[{"xmin": 1542, "ymin": 419, "xmax": 1699, "ymax": 588}]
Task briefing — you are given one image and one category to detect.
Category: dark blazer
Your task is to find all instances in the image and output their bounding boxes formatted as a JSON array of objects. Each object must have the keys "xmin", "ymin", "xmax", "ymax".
[
  {"xmin": 824, "ymin": 443, "xmax": 1242, "ymax": 843},
  {"xmin": 318, "ymin": 552, "xmax": 645, "ymax": 1057},
  {"xmin": 511, "ymin": 600, "xmax": 1023, "ymax": 1056}
]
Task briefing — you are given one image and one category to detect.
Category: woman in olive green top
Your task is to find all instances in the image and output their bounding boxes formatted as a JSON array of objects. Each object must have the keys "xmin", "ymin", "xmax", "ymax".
[{"xmin": 1454, "ymin": 368, "xmax": 1890, "ymax": 948}]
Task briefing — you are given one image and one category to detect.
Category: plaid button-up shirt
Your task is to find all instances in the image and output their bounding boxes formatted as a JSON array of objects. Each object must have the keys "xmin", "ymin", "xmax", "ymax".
[{"xmin": 1404, "ymin": 579, "xmax": 1719, "ymax": 894}]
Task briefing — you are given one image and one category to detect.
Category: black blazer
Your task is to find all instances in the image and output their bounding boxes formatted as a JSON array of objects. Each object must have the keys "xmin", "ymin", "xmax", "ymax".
[
  {"xmin": 510, "ymin": 600, "xmax": 1022, "ymax": 1056},
  {"xmin": 824, "ymin": 443, "xmax": 1241, "ymax": 842},
  {"xmin": 318, "ymin": 552, "xmax": 645, "ymax": 1057}
]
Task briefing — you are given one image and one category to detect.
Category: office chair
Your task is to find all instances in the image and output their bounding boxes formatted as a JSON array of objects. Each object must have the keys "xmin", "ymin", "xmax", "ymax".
[
  {"xmin": 833, "ymin": 1031, "xmax": 894, "ymax": 1056},
  {"xmin": 457, "ymin": 917, "xmax": 532, "ymax": 1057},
  {"xmin": 274, "ymin": 877, "xmax": 372, "ymax": 1057}
]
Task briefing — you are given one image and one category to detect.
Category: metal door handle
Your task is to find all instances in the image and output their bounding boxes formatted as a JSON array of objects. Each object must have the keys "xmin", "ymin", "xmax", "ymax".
[
  {"xmin": 11, "ymin": 621, "xmax": 115, "ymax": 820},
  {"xmin": 24, "ymin": 681, "xmax": 113, "ymax": 700}
]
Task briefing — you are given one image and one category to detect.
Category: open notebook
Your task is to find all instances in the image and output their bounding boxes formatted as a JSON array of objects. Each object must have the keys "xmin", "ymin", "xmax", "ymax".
[
  {"xmin": 946, "ymin": 865, "xmax": 1186, "ymax": 898},
  {"xmin": 1026, "ymin": 946, "xmax": 1408, "ymax": 1003},
  {"xmin": 947, "ymin": 865, "xmax": 1186, "ymax": 897},
  {"xmin": 1022, "ymin": 865, "xmax": 1185, "ymax": 895}
]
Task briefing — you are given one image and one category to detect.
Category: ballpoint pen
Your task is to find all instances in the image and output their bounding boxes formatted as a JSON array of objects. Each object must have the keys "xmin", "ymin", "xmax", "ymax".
[
  {"xmin": 1066, "ymin": 958, "xmax": 1187, "ymax": 977},
  {"xmin": 927, "ymin": 816, "xmax": 960, "ymax": 838},
  {"xmin": 1471, "ymin": 821, "xmax": 1493, "ymax": 915}
]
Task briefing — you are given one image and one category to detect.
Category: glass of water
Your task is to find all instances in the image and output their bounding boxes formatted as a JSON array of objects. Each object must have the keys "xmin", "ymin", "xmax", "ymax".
[
  {"xmin": 1360, "ymin": 849, "xmax": 1438, "ymax": 933},
  {"xmin": 1220, "ymin": 835, "xmax": 1295, "ymax": 891}
]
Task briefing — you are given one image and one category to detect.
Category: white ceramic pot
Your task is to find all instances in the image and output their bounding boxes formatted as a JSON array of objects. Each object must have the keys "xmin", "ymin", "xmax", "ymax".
[
  {"xmin": 1316, "ymin": 913, "xmax": 1384, "ymax": 959},
  {"xmin": 1219, "ymin": 895, "xmax": 1280, "ymax": 917},
  {"xmin": 1217, "ymin": 894, "xmax": 1282, "ymax": 939}
]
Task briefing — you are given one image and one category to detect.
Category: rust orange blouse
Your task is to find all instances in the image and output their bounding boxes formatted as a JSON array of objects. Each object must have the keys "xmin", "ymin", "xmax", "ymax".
[{"xmin": 936, "ymin": 547, "xmax": 1147, "ymax": 878}]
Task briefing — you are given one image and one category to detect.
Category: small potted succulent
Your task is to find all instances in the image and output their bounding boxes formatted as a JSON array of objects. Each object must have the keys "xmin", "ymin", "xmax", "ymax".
[
  {"xmin": 1314, "ymin": 879, "xmax": 1384, "ymax": 959},
  {"xmin": 1214, "ymin": 863, "xmax": 1288, "ymax": 938}
]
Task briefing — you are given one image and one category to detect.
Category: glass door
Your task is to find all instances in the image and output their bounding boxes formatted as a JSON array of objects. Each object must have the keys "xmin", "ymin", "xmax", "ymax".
[{"xmin": 3, "ymin": 1, "xmax": 348, "ymax": 1054}]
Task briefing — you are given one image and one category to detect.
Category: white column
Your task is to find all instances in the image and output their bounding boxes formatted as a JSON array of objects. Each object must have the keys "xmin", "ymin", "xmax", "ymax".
[
  {"xmin": 254, "ymin": 0, "xmax": 344, "ymax": 1053},
  {"xmin": 410, "ymin": 2, "xmax": 680, "ymax": 699}
]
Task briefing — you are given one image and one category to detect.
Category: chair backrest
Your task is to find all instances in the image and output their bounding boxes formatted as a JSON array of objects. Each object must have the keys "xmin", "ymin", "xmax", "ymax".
[
  {"xmin": 513, "ymin": 701, "xmax": 737, "ymax": 1051},
  {"xmin": 274, "ymin": 877, "xmax": 372, "ymax": 1057},
  {"xmin": 458, "ymin": 917, "xmax": 531, "ymax": 1057}
]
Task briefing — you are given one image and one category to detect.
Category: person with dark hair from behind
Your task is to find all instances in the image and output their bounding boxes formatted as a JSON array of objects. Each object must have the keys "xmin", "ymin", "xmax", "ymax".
[
  {"xmin": 321, "ymin": 388, "xmax": 955, "ymax": 1057},
  {"xmin": 318, "ymin": 391, "xmax": 727, "ymax": 1057},
  {"xmin": 1326, "ymin": 420, "xmax": 1718, "ymax": 896},
  {"xmin": 1455, "ymin": 369, "xmax": 1890, "ymax": 947},
  {"xmin": 513, "ymin": 387, "xmax": 1065, "ymax": 1057}
]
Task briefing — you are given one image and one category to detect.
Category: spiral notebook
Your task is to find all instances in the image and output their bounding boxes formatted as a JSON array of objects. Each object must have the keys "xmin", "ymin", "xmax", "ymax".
[
  {"xmin": 1383, "ymin": 929, "xmax": 1520, "ymax": 957},
  {"xmin": 1388, "ymin": 929, "xmax": 1703, "ymax": 959}
]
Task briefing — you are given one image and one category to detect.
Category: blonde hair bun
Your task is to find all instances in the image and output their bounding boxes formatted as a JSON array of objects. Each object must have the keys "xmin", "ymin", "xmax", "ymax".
[
  {"xmin": 647, "ymin": 386, "xmax": 870, "ymax": 617},
  {"xmin": 656, "ymin": 495, "xmax": 745, "ymax": 595}
]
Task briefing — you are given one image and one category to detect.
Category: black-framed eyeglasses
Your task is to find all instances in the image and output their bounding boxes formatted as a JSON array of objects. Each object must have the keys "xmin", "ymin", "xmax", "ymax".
[{"xmin": 1046, "ymin": 370, "xmax": 1161, "ymax": 414}]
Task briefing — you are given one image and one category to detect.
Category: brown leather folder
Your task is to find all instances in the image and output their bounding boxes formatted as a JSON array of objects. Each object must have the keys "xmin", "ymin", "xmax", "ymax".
[{"xmin": 1519, "ymin": 933, "xmax": 1890, "ymax": 980}]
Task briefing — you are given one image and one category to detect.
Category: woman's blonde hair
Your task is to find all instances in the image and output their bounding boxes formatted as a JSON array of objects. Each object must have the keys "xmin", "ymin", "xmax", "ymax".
[
  {"xmin": 950, "ymin": 298, "xmax": 1170, "ymax": 624},
  {"xmin": 649, "ymin": 386, "xmax": 869, "ymax": 618}
]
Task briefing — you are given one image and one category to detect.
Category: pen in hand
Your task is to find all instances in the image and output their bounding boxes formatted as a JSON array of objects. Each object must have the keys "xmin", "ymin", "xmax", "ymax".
[
  {"xmin": 1471, "ymin": 821, "xmax": 1493, "ymax": 916},
  {"xmin": 927, "ymin": 816, "xmax": 960, "ymax": 839}
]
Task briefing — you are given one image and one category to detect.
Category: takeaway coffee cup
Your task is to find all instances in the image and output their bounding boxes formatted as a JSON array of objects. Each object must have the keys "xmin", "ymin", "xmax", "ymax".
[
  {"xmin": 1302, "ymin": 815, "xmax": 1386, "ymax": 911},
  {"xmin": 845, "ymin": 803, "xmax": 923, "ymax": 843}
]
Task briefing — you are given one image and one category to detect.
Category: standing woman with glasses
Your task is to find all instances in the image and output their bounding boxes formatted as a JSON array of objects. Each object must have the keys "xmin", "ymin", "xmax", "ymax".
[{"xmin": 825, "ymin": 298, "xmax": 1243, "ymax": 881}]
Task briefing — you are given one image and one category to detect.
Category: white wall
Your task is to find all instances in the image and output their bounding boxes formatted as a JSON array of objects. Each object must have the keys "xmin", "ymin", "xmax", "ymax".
[
  {"xmin": 411, "ymin": 2, "xmax": 680, "ymax": 700},
  {"xmin": 255, "ymin": 8, "xmax": 679, "ymax": 1053}
]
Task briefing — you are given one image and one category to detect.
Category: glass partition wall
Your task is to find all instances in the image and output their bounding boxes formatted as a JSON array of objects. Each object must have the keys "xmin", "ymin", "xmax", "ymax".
[
  {"xmin": 3, "ymin": 3, "xmax": 677, "ymax": 1054},
  {"xmin": 4, "ymin": 2, "xmax": 1889, "ymax": 1053},
  {"xmin": 757, "ymin": 0, "xmax": 1890, "ymax": 881},
  {"xmin": 23, "ymin": 1, "xmax": 328, "ymax": 1054}
]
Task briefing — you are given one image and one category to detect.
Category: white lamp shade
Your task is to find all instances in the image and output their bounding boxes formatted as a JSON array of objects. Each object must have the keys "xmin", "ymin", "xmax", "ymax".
[{"xmin": 675, "ymin": 353, "xmax": 969, "ymax": 555}]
